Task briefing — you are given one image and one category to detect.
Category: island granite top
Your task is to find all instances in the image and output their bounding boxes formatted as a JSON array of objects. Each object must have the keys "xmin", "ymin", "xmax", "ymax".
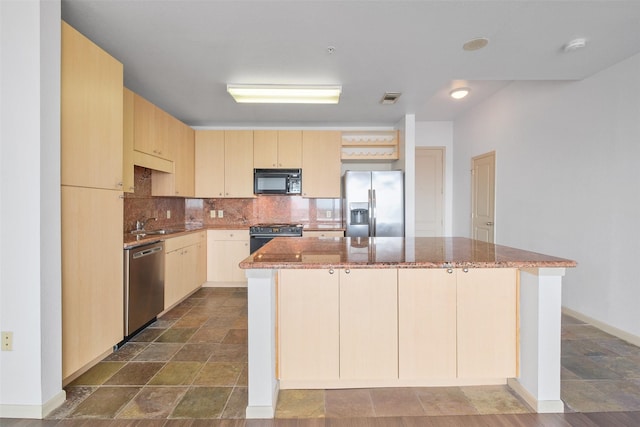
[{"xmin": 239, "ymin": 236, "xmax": 577, "ymax": 269}]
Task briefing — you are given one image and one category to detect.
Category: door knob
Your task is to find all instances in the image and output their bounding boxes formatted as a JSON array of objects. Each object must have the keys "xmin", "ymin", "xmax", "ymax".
[{"xmin": 486, "ymin": 222, "xmax": 494, "ymax": 226}]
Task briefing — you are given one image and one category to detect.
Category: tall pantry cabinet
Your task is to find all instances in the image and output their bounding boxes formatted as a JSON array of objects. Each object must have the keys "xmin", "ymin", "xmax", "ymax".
[{"xmin": 61, "ymin": 21, "xmax": 124, "ymax": 381}]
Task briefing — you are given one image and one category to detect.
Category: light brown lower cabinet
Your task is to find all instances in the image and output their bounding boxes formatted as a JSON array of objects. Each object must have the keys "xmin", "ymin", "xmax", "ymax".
[
  {"xmin": 206, "ymin": 230, "xmax": 249, "ymax": 282},
  {"xmin": 339, "ymin": 269, "xmax": 398, "ymax": 380},
  {"xmin": 278, "ymin": 269, "xmax": 340, "ymax": 381},
  {"xmin": 62, "ymin": 185, "xmax": 123, "ymax": 380},
  {"xmin": 278, "ymin": 267, "xmax": 518, "ymax": 386},
  {"xmin": 164, "ymin": 231, "xmax": 206, "ymax": 310}
]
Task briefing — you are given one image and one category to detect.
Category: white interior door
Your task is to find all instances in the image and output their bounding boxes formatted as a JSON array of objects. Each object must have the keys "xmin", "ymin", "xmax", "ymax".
[
  {"xmin": 471, "ymin": 152, "xmax": 495, "ymax": 243},
  {"xmin": 415, "ymin": 148, "xmax": 444, "ymax": 237}
]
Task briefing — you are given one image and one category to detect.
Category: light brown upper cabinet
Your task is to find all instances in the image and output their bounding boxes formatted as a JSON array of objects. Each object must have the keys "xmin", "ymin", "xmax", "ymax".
[
  {"xmin": 152, "ymin": 115, "xmax": 195, "ymax": 197},
  {"xmin": 122, "ymin": 88, "xmax": 135, "ymax": 193},
  {"xmin": 302, "ymin": 131, "xmax": 341, "ymax": 198},
  {"xmin": 61, "ymin": 21, "xmax": 123, "ymax": 190},
  {"xmin": 195, "ymin": 130, "xmax": 254, "ymax": 198},
  {"xmin": 133, "ymin": 93, "xmax": 171, "ymax": 161},
  {"xmin": 254, "ymin": 130, "xmax": 303, "ymax": 168}
]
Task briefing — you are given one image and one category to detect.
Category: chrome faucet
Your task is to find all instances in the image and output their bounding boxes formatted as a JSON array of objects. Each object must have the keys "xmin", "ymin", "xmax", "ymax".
[{"xmin": 136, "ymin": 217, "xmax": 157, "ymax": 231}]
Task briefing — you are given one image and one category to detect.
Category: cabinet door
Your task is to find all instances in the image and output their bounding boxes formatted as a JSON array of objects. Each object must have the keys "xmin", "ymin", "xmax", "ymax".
[
  {"xmin": 164, "ymin": 248, "xmax": 183, "ymax": 310},
  {"xmin": 122, "ymin": 88, "xmax": 135, "ymax": 193},
  {"xmin": 278, "ymin": 269, "xmax": 340, "ymax": 381},
  {"xmin": 457, "ymin": 268, "xmax": 518, "ymax": 378},
  {"xmin": 302, "ymin": 131, "xmax": 341, "ymax": 198},
  {"xmin": 224, "ymin": 130, "xmax": 254, "ymax": 197},
  {"xmin": 398, "ymin": 269, "xmax": 456, "ymax": 379},
  {"xmin": 61, "ymin": 186, "xmax": 123, "ymax": 379},
  {"xmin": 277, "ymin": 130, "xmax": 303, "ymax": 168},
  {"xmin": 61, "ymin": 22, "xmax": 123, "ymax": 190},
  {"xmin": 194, "ymin": 130, "xmax": 225, "ymax": 197},
  {"xmin": 206, "ymin": 230, "xmax": 250, "ymax": 282},
  {"xmin": 152, "ymin": 120, "xmax": 194, "ymax": 197},
  {"xmin": 253, "ymin": 130, "xmax": 278, "ymax": 168},
  {"xmin": 339, "ymin": 269, "xmax": 398, "ymax": 379},
  {"xmin": 196, "ymin": 233, "xmax": 207, "ymax": 286}
]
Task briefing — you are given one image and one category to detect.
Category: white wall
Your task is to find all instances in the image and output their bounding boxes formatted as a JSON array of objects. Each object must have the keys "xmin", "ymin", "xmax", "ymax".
[
  {"xmin": 415, "ymin": 121, "xmax": 453, "ymax": 236},
  {"xmin": 452, "ymin": 54, "xmax": 640, "ymax": 338},
  {"xmin": 0, "ymin": 0, "xmax": 63, "ymax": 417}
]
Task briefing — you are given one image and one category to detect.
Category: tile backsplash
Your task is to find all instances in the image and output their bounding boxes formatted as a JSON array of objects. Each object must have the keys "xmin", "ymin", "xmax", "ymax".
[{"xmin": 124, "ymin": 166, "xmax": 342, "ymax": 232}]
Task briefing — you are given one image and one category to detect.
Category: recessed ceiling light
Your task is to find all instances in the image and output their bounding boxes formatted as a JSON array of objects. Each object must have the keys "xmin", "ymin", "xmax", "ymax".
[
  {"xmin": 380, "ymin": 92, "xmax": 402, "ymax": 105},
  {"xmin": 450, "ymin": 88, "xmax": 470, "ymax": 99},
  {"xmin": 226, "ymin": 84, "xmax": 342, "ymax": 104},
  {"xmin": 563, "ymin": 38, "xmax": 587, "ymax": 52},
  {"xmin": 463, "ymin": 37, "xmax": 489, "ymax": 51}
]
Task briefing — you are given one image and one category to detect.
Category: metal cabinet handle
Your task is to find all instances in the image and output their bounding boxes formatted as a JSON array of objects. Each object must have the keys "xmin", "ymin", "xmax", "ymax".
[
  {"xmin": 462, "ymin": 268, "xmax": 469, "ymax": 273},
  {"xmin": 345, "ymin": 269, "xmax": 350, "ymax": 274},
  {"xmin": 447, "ymin": 268, "xmax": 453, "ymax": 274},
  {"xmin": 328, "ymin": 268, "xmax": 334, "ymax": 274}
]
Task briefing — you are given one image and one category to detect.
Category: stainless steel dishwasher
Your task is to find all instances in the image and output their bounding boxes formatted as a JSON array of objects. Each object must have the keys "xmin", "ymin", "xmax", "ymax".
[{"xmin": 124, "ymin": 240, "xmax": 165, "ymax": 337}]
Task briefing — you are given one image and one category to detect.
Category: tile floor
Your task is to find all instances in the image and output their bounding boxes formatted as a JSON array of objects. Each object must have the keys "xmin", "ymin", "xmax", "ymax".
[{"xmin": 44, "ymin": 287, "xmax": 640, "ymax": 421}]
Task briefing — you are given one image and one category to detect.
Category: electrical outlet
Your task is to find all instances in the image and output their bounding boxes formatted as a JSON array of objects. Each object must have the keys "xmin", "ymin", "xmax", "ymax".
[
  {"xmin": 218, "ymin": 210, "xmax": 224, "ymax": 218},
  {"xmin": 2, "ymin": 331, "xmax": 13, "ymax": 351},
  {"xmin": 326, "ymin": 210, "xmax": 332, "ymax": 218},
  {"xmin": 166, "ymin": 210, "xmax": 171, "ymax": 219},
  {"xmin": 210, "ymin": 210, "xmax": 216, "ymax": 218}
]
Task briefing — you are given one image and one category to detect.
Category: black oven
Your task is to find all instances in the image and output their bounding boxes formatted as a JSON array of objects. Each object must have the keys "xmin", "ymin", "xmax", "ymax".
[{"xmin": 249, "ymin": 224, "xmax": 303, "ymax": 253}]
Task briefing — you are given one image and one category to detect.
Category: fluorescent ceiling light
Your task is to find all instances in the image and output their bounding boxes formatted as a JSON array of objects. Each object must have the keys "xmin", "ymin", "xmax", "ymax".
[
  {"xmin": 450, "ymin": 87, "xmax": 470, "ymax": 99},
  {"xmin": 227, "ymin": 84, "xmax": 342, "ymax": 104}
]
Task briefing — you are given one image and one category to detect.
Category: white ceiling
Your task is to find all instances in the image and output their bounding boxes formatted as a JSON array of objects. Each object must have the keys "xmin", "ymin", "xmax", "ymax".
[{"xmin": 61, "ymin": 0, "xmax": 640, "ymax": 127}]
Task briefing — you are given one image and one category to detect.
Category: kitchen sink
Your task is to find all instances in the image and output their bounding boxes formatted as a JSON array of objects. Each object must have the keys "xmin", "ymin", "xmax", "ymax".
[{"xmin": 130, "ymin": 228, "xmax": 183, "ymax": 236}]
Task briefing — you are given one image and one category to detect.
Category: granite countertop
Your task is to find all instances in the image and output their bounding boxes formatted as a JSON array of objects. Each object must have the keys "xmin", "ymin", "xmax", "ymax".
[
  {"xmin": 123, "ymin": 222, "xmax": 345, "ymax": 248},
  {"xmin": 123, "ymin": 224, "xmax": 248, "ymax": 249},
  {"xmin": 239, "ymin": 236, "xmax": 577, "ymax": 269}
]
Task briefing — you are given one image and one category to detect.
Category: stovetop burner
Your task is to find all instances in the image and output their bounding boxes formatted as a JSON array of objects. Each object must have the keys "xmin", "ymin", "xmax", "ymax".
[{"xmin": 249, "ymin": 223, "xmax": 303, "ymax": 236}]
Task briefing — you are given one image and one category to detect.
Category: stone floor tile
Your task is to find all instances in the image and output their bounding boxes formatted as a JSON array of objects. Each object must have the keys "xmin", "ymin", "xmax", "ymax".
[
  {"xmin": 104, "ymin": 362, "xmax": 164, "ymax": 386},
  {"xmin": 132, "ymin": 343, "xmax": 183, "ymax": 362},
  {"xmin": 589, "ymin": 355, "xmax": 640, "ymax": 379},
  {"xmin": 170, "ymin": 387, "xmax": 232, "ymax": 419},
  {"xmin": 561, "ymin": 339, "xmax": 619, "ymax": 358},
  {"xmin": 47, "ymin": 386, "xmax": 97, "ymax": 419},
  {"xmin": 68, "ymin": 362, "xmax": 125, "ymax": 386},
  {"xmin": 172, "ymin": 343, "xmax": 220, "ymax": 362},
  {"xmin": 324, "ymin": 389, "xmax": 374, "ymax": 418},
  {"xmin": 370, "ymin": 388, "xmax": 425, "ymax": 417},
  {"xmin": 237, "ymin": 364, "xmax": 248, "ymax": 387},
  {"xmin": 275, "ymin": 389, "xmax": 325, "ymax": 419},
  {"xmin": 193, "ymin": 362, "xmax": 243, "ymax": 386},
  {"xmin": 462, "ymin": 385, "xmax": 531, "ymax": 415},
  {"xmin": 593, "ymin": 338, "xmax": 640, "ymax": 357},
  {"xmin": 562, "ymin": 380, "xmax": 627, "ymax": 412},
  {"xmin": 172, "ymin": 314, "xmax": 211, "ymax": 329},
  {"xmin": 147, "ymin": 318, "xmax": 177, "ymax": 329},
  {"xmin": 148, "ymin": 362, "xmax": 203, "ymax": 386},
  {"xmin": 70, "ymin": 387, "xmax": 141, "ymax": 418},
  {"xmin": 104, "ymin": 342, "xmax": 150, "ymax": 362},
  {"xmin": 188, "ymin": 326, "xmax": 229, "ymax": 344},
  {"xmin": 117, "ymin": 386, "xmax": 188, "ymax": 419},
  {"xmin": 415, "ymin": 386, "xmax": 479, "ymax": 416},
  {"xmin": 221, "ymin": 329, "xmax": 248, "ymax": 345},
  {"xmin": 156, "ymin": 328, "xmax": 198, "ymax": 343},
  {"xmin": 129, "ymin": 328, "xmax": 165, "ymax": 343},
  {"xmin": 562, "ymin": 356, "xmax": 623, "ymax": 380},
  {"xmin": 221, "ymin": 387, "xmax": 248, "ymax": 419},
  {"xmin": 562, "ymin": 325, "xmax": 616, "ymax": 341},
  {"xmin": 208, "ymin": 343, "xmax": 248, "ymax": 362}
]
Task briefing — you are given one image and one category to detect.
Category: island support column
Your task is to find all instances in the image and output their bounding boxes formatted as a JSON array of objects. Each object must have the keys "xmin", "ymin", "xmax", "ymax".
[
  {"xmin": 508, "ymin": 267, "xmax": 566, "ymax": 413},
  {"xmin": 245, "ymin": 269, "xmax": 279, "ymax": 419}
]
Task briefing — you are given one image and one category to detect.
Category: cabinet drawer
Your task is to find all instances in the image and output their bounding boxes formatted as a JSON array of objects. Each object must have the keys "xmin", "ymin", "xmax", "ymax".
[
  {"xmin": 165, "ymin": 231, "xmax": 204, "ymax": 252},
  {"xmin": 208, "ymin": 229, "xmax": 249, "ymax": 241}
]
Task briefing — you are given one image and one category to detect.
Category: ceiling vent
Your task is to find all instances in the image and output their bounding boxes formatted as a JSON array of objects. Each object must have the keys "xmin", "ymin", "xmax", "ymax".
[{"xmin": 380, "ymin": 92, "xmax": 401, "ymax": 105}]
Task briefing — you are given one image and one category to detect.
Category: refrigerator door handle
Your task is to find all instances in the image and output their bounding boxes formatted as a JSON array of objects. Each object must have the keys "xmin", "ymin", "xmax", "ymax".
[{"xmin": 371, "ymin": 189, "xmax": 377, "ymax": 237}]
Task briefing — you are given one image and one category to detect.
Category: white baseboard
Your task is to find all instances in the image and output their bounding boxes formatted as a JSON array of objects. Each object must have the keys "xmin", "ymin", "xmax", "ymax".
[
  {"xmin": 507, "ymin": 378, "xmax": 564, "ymax": 413},
  {"xmin": 0, "ymin": 389, "xmax": 66, "ymax": 419},
  {"xmin": 245, "ymin": 405, "xmax": 275, "ymax": 419},
  {"xmin": 562, "ymin": 307, "xmax": 640, "ymax": 347}
]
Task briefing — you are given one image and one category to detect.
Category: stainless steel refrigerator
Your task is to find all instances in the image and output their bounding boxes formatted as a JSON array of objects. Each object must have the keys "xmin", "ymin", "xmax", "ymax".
[{"xmin": 343, "ymin": 170, "xmax": 404, "ymax": 237}]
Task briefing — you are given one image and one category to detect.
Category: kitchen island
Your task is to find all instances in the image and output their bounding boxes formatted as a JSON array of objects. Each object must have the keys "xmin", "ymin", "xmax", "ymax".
[{"xmin": 239, "ymin": 237, "xmax": 576, "ymax": 418}]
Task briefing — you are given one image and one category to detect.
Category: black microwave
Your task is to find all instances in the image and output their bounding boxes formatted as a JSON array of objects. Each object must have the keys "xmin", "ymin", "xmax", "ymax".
[{"xmin": 254, "ymin": 168, "xmax": 302, "ymax": 195}]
